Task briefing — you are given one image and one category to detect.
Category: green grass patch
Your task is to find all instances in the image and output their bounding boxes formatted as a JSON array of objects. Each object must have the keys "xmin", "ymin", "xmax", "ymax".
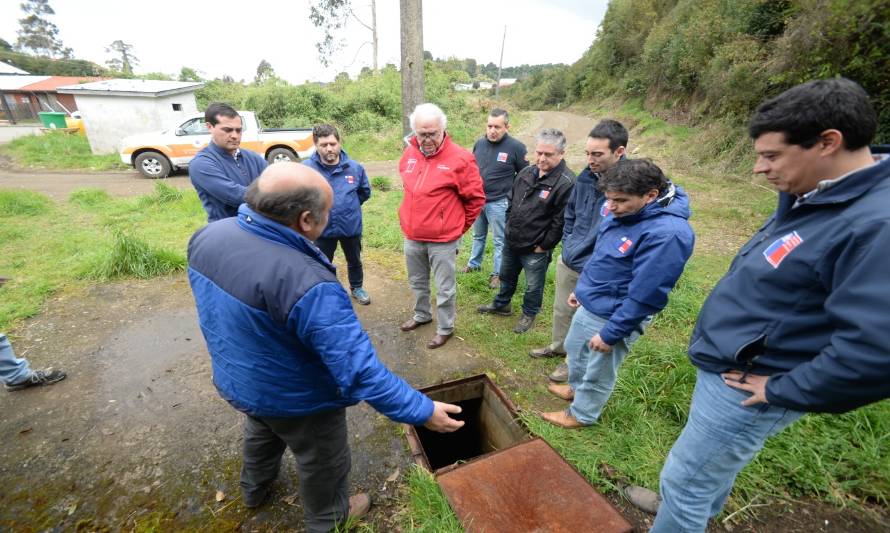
[
  {"xmin": 69, "ymin": 188, "xmax": 113, "ymax": 209},
  {"xmin": 0, "ymin": 189, "xmax": 53, "ymax": 216},
  {"xmin": 0, "ymin": 131, "xmax": 126, "ymax": 170},
  {"xmin": 79, "ymin": 229, "xmax": 186, "ymax": 280},
  {"xmin": 400, "ymin": 466, "xmax": 463, "ymax": 532}
]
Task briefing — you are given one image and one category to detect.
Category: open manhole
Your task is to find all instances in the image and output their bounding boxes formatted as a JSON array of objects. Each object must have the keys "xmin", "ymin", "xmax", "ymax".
[{"xmin": 405, "ymin": 374, "xmax": 632, "ymax": 533}]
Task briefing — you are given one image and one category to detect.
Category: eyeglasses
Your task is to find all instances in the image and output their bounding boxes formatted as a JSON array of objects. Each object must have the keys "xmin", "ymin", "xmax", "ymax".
[{"xmin": 415, "ymin": 131, "xmax": 442, "ymax": 140}]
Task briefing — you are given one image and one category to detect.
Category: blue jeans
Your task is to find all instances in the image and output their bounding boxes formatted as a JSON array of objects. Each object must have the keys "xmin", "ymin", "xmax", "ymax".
[
  {"xmin": 0, "ymin": 333, "xmax": 32, "ymax": 385},
  {"xmin": 652, "ymin": 369, "xmax": 805, "ymax": 532},
  {"xmin": 564, "ymin": 308, "xmax": 646, "ymax": 424},
  {"xmin": 467, "ymin": 198, "xmax": 508, "ymax": 276},
  {"xmin": 492, "ymin": 245, "xmax": 551, "ymax": 317}
]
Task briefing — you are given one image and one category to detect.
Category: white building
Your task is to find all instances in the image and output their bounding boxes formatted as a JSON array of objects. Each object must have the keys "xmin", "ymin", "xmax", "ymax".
[{"xmin": 56, "ymin": 79, "xmax": 204, "ymax": 154}]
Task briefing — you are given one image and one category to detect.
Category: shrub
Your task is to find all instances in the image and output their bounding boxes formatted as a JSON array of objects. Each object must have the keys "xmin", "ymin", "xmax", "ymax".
[{"xmin": 370, "ymin": 176, "xmax": 391, "ymax": 191}]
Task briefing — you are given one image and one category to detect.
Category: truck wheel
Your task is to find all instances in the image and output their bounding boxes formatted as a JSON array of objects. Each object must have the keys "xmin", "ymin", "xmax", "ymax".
[
  {"xmin": 134, "ymin": 151, "xmax": 172, "ymax": 178},
  {"xmin": 267, "ymin": 147, "xmax": 298, "ymax": 164}
]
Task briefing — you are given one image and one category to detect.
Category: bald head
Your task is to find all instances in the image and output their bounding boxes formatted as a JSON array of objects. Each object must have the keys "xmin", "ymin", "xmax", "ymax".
[{"xmin": 245, "ymin": 162, "xmax": 333, "ymax": 238}]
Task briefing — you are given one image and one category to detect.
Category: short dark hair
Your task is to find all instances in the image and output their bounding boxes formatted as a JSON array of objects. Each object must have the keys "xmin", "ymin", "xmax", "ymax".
[
  {"xmin": 312, "ymin": 123, "xmax": 340, "ymax": 143},
  {"xmin": 748, "ymin": 78, "xmax": 877, "ymax": 150},
  {"xmin": 489, "ymin": 108, "xmax": 509, "ymax": 124},
  {"xmin": 244, "ymin": 179, "xmax": 327, "ymax": 227},
  {"xmin": 588, "ymin": 119, "xmax": 628, "ymax": 151},
  {"xmin": 599, "ymin": 159, "xmax": 668, "ymax": 196},
  {"xmin": 205, "ymin": 102, "xmax": 239, "ymax": 125}
]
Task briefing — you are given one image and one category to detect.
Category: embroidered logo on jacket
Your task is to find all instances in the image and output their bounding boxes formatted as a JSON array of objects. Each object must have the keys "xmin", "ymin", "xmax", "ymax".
[
  {"xmin": 539, "ymin": 189, "xmax": 550, "ymax": 199},
  {"xmin": 406, "ymin": 159, "xmax": 417, "ymax": 172},
  {"xmin": 617, "ymin": 237, "xmax": 633, "ymax": 254},
  {"xmin": 346, "ymin": 175, "xmax": 355, "ymax": 184},
  {"xmin": 497, "ymin": 152, "xmax": 508, "ymax": 163},
  {"xmin": 763, "ymin": 231, "xmax": 804, "ymax": 268},
  {"xmin": 600, "ymin": 203, "xmax": 610, "ymax": 217},
  {"xmin": 437, "ymin": 164, "xmax": 451, "ymax": 170}
]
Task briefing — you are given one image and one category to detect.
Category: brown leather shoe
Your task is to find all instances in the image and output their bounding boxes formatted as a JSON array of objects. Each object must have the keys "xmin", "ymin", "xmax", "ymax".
[
  {"xmin": 426, "ymin": 333, "xmax": 452, "ymax": 349},
  {"xmin": 541, "ymin": 409, "xmax": 587, "ymax": 429},
  {"xmin": 529, "ymin": 346, "xmax": 566, "ymax": 358},
  {"xmin": 348, "ymin": 492, "xmax": 371, "ymax": 520},
  {"xmin": 547, "ymin": 383, "xmax": 574, "ymax": 401},
  {"xmin": 400, "ymin": 318, "xmax": 432, "ymax": 331}
]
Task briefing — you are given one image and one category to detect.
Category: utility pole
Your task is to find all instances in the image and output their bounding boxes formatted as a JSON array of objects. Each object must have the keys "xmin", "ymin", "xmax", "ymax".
[
  {"xmin": 495, "ymin": 25, "xmax": 506, "ymax": 98},
  {"xmin": 400, "ymin": 0, "xmax": 425, "ymax": 136},
  {"xmin": 371, "ymin": 0, "xmax": 378, "ymax": 70}
]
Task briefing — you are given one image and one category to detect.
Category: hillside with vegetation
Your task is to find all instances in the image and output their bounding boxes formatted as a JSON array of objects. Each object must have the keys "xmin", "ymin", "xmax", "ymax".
[{"xmin": 507, "ymin": 0, "xmax": 890, "ymax": 151}]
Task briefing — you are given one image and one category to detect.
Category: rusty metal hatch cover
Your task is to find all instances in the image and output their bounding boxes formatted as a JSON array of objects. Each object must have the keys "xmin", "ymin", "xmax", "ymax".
[
  {"xmin": 404, "ymin": 375, "xmax": 631, "ymax": 533},
  {"xmin": 436, "ymin": 438, "xmax": 631, "ymax": 533}
]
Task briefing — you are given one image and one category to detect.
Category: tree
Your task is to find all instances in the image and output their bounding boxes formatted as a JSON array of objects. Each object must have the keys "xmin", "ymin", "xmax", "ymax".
[
  {"xmin": 255, "ymin": 59, "xmax": 276, "ymax": 83},
  {"xmin": 105, "ymin": 40, "xmax": 138, "ymax": 75},
  {"xmin": 309, "ymin": 0, "xmax": 378, "ymax": 70},
  {"xmin": 399, "ymin": 0, "xmax": 424, "ymax": 135},
  {"xmin": 0, "ymin": 38, "xmax": 12, "ymax": 52},
  {"xmin": 16, "ymin": 0, "xmax": 72, "ymax": 58},
  {"xmin": 178, "ymin": 66, "xmax": 203, "ymax": 82}
]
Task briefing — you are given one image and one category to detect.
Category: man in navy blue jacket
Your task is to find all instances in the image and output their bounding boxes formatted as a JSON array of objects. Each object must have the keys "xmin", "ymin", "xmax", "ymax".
[
  {"xmin": 189, "ymin": 102, "xmax": 267, "ymax": 222},
  {"xmin": 188, "ymin": 162, "xmax": 464, "ymax": 532},
  {"xmin": 302, "ymin": 124, "xmax": 372, "ymax": 305},
  {"xmin": 645, "ymin": 78, "xmax": 890, "ymax": 532},
  {"xmin": 529, "ymin": 120, "xmax": 629, "ymax": 385},
  {"xmin": 541, "ymin": 159, "xmax": 694, "ymax": 429}
]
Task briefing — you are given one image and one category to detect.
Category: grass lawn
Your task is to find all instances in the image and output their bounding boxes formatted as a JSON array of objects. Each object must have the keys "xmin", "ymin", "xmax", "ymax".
[
  {"xmin": 0, "ymin": 131, "xmax": 127, "ymax": 171},
  {"xmin": 1, "ymin": 102, "xmax": 887, "ymax": 531}
]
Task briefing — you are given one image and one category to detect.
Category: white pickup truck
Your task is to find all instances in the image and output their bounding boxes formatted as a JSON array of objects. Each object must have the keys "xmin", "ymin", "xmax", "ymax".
[{"xmin": 119, "ymin": 111, "xmax": 315, "ymax": 178}]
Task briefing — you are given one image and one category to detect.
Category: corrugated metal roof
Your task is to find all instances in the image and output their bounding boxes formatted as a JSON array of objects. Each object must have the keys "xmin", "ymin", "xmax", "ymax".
[
  {"xmin": 0, "ymin": 61, "xmax": 30, "ymax": 75},
  {"xmin": 56, "ymin": 78, "xmax": 203, "ymax": 97},
  {"xmin": 19, "ymin": 76, "xmax": 105, "ymax": 91},
  {"xmin": 0, "ymin": 75, "xmax": 51, "ymax": 91}
]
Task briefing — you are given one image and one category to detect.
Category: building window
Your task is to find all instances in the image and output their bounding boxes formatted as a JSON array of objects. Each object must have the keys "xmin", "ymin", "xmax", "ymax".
[{"xmin": 172, "ymin": 103, "xmax": 182, "ymax": 111}]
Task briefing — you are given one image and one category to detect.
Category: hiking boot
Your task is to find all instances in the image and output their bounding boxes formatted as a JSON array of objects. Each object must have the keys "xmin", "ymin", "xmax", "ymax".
[
  {"xmin": 477, "ymin": 303, "xmax": 512, "ymax": 316},
  {"xmin": 351, "ymin": 287, "xmax": 371, "ymax": 305},
  {"xmin": 488, "ymin": 275, "xmax": 500, "ymax": 289},
  {"xmin": 624, "ymin": 486, "xmax": 661, "ymax": 514},
  {"xmin": 513, "ymin": 313, "xmax": 536, "ymax": 333},
  {"xmin": 549, "ymin": 362, "xmax": 568, "ymax": 383},
  {"xmin": 529, "ymin": 345, "xmax": 566, "ymax": 358},
  {"xmin": 541, "ymin": 409, "xmax": 588, "ymax": 429},
  {"xmin": 461, "ymin": 265, "xmax": 481, "ymax": 273},
  {"xmin": 243, "ymin": 485, "xmax": 273, "ymax": 509},
  {"xmin": 5, "ymin": 368, "xmax": 66, "ymax": 391}
]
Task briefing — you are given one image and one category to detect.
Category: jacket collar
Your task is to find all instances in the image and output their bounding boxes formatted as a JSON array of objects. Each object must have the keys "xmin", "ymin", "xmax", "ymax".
[
  {"xmin": 236, "ymin": 205, "xmax": 335, "ymax": 273},
  {"xmin": 527, "ymin": 159, "xmax": 568, "ymax": 187},
  {"xmin": 778, "ymin": 158, "xmax": 890, "ymax": 215},
  {"xmin": 310, "ymin": 148, "xmax": 352, "ymax": 174},
  {"xmin": 208, "ymin": 141, "xmax": 239, "ymax": 160}
]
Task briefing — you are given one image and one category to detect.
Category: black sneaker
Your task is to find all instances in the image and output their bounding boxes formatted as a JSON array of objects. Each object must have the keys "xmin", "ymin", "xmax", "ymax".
[
  {"xmin": 477, "ymin": 303, "xmax": 512, "ymax": 316},
  {"xmin": 513, "ymin": 314, "xmax": 537, "ymax": 333},
  {"xmin": 5, "ymin": 368, "xmax": 66, "ymax": 391}
]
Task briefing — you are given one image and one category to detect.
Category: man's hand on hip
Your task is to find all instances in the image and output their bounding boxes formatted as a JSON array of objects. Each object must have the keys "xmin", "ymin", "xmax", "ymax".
[
  {"xmin": 424, "ymin": 401, "xmax": 466, "ymax": 433},
  {"xmin": 722, "ymin": 370, "xmax": 769, "ymax": 406},
  {"xmin": 567, "ymin": 292, "xmax": 580, "ymax": 308}
]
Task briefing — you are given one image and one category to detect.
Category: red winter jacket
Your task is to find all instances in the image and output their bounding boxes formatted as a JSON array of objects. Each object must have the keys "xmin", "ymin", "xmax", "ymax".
[{"xmin": 398, "ymin": 134, "xmax": 485, "ymax": 242}]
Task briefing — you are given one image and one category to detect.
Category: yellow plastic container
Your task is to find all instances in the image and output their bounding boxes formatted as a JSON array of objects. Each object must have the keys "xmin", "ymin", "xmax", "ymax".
[{"xmin": 65, "ymin": 116, "xmax": 85, "ymax": 135}]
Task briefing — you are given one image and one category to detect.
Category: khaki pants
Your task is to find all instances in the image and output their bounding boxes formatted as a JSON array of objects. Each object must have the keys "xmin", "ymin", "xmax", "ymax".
[
  {"xmin": 549, "ymin": 255, "xmax": 581, "ymax": 353},
  {"xmin": 404, "ymin": 238, "xmax": 459, "ymax": 335}
]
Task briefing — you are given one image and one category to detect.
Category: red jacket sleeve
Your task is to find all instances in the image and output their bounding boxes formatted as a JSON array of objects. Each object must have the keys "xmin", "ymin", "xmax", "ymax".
[{"xmin": 458, "ymin": 154, "xmax": 485, "ymax": 233}]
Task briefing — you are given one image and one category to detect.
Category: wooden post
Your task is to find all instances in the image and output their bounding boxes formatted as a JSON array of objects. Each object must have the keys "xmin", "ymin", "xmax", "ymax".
[{"xmin": 400, "ymin": 0, "xmax": 425, "ymax": 136}]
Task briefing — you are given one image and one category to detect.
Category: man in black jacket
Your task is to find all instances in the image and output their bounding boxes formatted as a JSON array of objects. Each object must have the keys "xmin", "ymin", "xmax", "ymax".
[{"xmin": 478, "ymin": 128, "xmax": 575, "ymax": 333}]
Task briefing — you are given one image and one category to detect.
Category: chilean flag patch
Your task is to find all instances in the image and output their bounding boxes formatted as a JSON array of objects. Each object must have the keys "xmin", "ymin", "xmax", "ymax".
[
  {"xmin": 497, "ymin": 152, "xmax": 508, "ymax": 163},
  {"xmin": 538, "ymin": 189, "xmax": 550, "ymax": 199},
  {"xmin": 763, "ymin": 231, "xmax": 803, "ymax": 268},
  {"xmin": 617, "ymin": 237, "xmax": 633, "ymax": 254},
  {"xmin": 600, "ymin": 203, "xmax": 610, "ymax": 217},
  {"xmin": 346, "ymin": 175, "xmax": 355, "ymax": 184}
]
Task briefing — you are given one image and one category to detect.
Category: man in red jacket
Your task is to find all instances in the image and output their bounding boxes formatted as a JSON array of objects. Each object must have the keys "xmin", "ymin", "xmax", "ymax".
[{"xmin": 398, "ymin": 103, "xmax": 485, "ymax": 349}]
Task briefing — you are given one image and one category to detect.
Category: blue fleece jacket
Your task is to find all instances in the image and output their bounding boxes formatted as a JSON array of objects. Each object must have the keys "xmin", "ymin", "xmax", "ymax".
[
  {"xmin": 302, "ymin": 149, "xmax": 371, "ymax": 238},
  {"xmin": 689, "ymin": 157, "xmax": 890, "ymax": 414},
  {"xmin": 574, "ymin": 184, "xmax": 695, "ymax": 345},
  {"xmin": 561, "ymin": 167, "xmax": 609, "ymax": 272},
  {"xmin": 189, "ymin": 142, "xmax": 267, "ymax": 222},
  {"xmin": 187, "ymin": 205, "xmax": 434, "ymax": 423}
]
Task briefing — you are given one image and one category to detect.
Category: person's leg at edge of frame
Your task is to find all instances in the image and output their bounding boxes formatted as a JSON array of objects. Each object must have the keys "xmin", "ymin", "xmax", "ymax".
[
  {"xmin": 651, "ymin": 369, "xmax": 805, "ymax": 532},
  {"xmin": 404, "ymin": 239, "xmax": 433, "ymax": 324},
  {"xmin": 567, "ymin": 310, "xmax": 639, "ymax": 425},
  {"xmin": 0, "ymin": 333, "xmax": 32, "ymax": 386},
  {"xmin": 341, "ymin": 236, "xmax": 364, "ymax": 290},
  {"xmin": 314, "ymin": 237, "xmax": 337, "ymax": 263},
  {"xmin": 467, "ymin": 204, "xmax": 489, "ymax": 270},
  {"xmin": 268, "ymin": 409, "xmax": 352, "ymax": 533},
  {"xmin": 429, "ymin": 240, "xmax": 459, "ymax": 335},
  {"xmin": 240, "ymin": 415, "xmax": 288, "ymax": 506},
  {"xmin": 519, "ymin": 250, "xmax": 551, "ymax": 318},
  {"xmin": 491, "ymin": 246, "xmax": 521, "ymax": 309},
  {"xmin": 488, "ymin": 198, "xmax": 509, "ymax": 277},
  {"xmin": 551, "ymin": 256, "xmax": 580, "ymax": 353}
]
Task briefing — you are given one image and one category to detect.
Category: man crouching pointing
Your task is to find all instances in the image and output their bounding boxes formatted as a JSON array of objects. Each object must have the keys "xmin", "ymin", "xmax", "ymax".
[{"xmin": 188, "ymin": 162, "xmax": 464, "ymax": 532}]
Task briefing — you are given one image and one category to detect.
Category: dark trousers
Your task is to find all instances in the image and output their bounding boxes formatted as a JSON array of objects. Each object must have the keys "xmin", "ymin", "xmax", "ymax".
[
  {"xmin": 316, "ymin": 236, "xmax": 364, "ymax": 289},
  {"xmin": 492, "ymin": 246, "xmax": 552, "ymax": 317},
  {"xmin": 241, "ymin": 409, "xmax": 351, "ymax": 533}
]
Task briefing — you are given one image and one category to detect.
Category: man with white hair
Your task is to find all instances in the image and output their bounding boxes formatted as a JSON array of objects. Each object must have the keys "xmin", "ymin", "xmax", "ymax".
[{"xmin": 398, "ymin": 103, "xmax": 485, "ymax": 349}]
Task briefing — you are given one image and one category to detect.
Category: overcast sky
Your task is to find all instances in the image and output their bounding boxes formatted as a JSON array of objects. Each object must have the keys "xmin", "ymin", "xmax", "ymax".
[{"xmin": 0, "ymin": 0, "xmax": 608, "ymax": 83}]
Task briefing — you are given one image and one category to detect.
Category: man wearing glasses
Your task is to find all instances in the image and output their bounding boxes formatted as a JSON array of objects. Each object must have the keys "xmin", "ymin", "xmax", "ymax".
[
  {"xmin": 398, "ymin": 103, "xmax": 485, "ymax": 349},
  {"xmin": 478, "ymin": 128, "xmax": 575, "ymax": 334},
  {"xmin": 190, "ymin": 102, "xmax": 268, "ymax": 222}
]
